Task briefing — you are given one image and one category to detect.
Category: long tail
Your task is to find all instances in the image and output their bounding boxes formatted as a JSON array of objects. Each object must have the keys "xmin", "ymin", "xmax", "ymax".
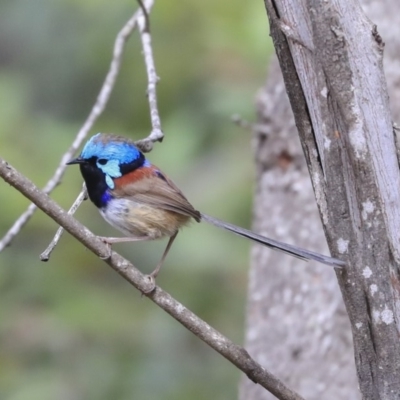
[{"xmin": 200, "ymin": 213, "xmax": 345, "ymax": 268}]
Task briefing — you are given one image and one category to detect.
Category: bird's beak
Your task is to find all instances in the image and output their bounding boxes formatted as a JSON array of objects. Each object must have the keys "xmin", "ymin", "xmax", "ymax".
[{"xmin": 66, "ymin": 157, "xmax": 86, "ymax": 165}]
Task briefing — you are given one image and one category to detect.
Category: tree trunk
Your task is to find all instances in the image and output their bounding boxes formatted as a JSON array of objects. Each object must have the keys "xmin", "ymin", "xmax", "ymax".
[{"xmin": 241, "ymin": 1, "xmax": 400, "ymax": 399}]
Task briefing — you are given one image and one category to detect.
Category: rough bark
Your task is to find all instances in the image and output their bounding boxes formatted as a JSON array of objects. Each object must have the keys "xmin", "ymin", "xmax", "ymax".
[{"xmin": 241, "ymin": 1, "xmax": 400, "ymax": 399}]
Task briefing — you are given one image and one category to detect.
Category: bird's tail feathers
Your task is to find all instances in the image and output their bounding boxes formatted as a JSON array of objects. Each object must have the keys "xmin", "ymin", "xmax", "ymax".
[{"xmin": 200, "ymin": 213, "xmax": 345, "ymax": 268}]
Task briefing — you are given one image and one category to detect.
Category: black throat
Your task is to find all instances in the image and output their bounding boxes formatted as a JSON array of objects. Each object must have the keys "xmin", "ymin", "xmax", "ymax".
[{"xmin": 80, "ymin": 162, "xmax": 109, "ymax": 208}]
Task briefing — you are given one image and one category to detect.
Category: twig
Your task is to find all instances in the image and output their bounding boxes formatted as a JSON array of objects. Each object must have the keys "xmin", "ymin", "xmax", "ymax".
[
  {"xmin": 40, "ymin": 184, "xmax": 87, "ymax": 261},
  {"xmin": 231, "ymin": 114, "xmax": 254, "ymax": 130},
  {"xmin": 137, "ymin": 0, "xmax": 150, "ymax": 32},
  {"xmin": 231, "ymin": 114, "xmax": 270, "ymax": 136},
  {"xmin": 0, "ymin": 1, "xmax": 155, "ymax": 253},
  {"xmin": 134, "ymin": 0, "xmax": 164, "ymax": 153},
  {"xmin": 0, "ymin": 157, "xmax": 305, "ymax": 400}
]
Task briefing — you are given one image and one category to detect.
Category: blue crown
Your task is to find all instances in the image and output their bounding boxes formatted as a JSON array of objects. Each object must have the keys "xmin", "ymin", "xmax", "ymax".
[{"xmin": 81, "ymin": 133, "xmax": 142, "ymax": 164}]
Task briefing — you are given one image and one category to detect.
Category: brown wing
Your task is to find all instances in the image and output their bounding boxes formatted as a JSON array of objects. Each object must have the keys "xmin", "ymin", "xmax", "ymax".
[{"xmin": 113, "ymin": 169, "xmax": 201, "ymax": 222}]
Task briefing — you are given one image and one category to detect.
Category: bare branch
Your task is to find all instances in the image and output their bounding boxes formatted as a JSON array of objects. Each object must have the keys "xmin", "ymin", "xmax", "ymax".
[
  {"xmin": 231, "ymin": 114, "xmax": 254, "ymax": 130},
  {"xmin": 40, "ymin": 184, "xmax": 87, "ymax": 261},
  {"xmin": 134, "ymin": 0, "xmax": 164, "ymax": 153},
  {"xmin": 0, "ymin": 157, "xmax": 305, "ymax": 400},
  {"xmin": 231, "ymin": 114, "xmax": 270, "ymax": 136},
  {"xmin": 0, "ymin": 1, "xmax": 155, "ymax": 253},
  {"xmin": 137, "ymin": 0, "xmax": 150, "ymax": 32}
]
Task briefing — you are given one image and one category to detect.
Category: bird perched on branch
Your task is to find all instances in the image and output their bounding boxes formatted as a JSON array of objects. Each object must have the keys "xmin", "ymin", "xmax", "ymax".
[{"xmin": 67, "ymin": 133, "xmax": 344, "ymax": 287}]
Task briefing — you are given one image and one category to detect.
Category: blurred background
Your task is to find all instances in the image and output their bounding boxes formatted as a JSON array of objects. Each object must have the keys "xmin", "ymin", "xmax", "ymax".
[{"xmin": 0, "ymin": 1, "xmax": 273, "ymax": 399}]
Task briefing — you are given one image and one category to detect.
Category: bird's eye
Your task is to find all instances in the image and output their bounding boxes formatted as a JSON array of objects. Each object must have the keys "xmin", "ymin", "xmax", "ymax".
[{"xmin": 98, "ymin": 159, "xmax": 108, "ymax": 165}]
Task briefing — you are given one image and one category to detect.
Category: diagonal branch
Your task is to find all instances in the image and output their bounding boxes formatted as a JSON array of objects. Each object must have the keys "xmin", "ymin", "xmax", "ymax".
[
  {"xmin": 0, "ymin": 0, "xmax": 155, "ymax": 253},
  {"xmin": 0, "ymin": 156, "xmax": 305, "ymax": 400},
  {"xmin": 134, "ymin": 0, "xmax": 163, "ymax": 152},
  {"xmin": 39, "ymin": 184, "xmax": 87, "ymax": 261}
]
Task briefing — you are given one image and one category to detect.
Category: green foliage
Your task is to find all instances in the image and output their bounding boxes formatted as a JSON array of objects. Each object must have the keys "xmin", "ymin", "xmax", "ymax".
[{"xmin": 0, "ymin": 1, "xmax": 273, "ymax": 399}]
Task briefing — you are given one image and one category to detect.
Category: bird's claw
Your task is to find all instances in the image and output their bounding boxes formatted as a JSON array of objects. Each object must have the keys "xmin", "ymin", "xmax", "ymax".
[
  {"xmin": 141, "ymin": 274, "xmax": 157, "ymax": 294},
  {"xmin": 98, "ymin": 237, "xmax": 112, "ymax": 260}
]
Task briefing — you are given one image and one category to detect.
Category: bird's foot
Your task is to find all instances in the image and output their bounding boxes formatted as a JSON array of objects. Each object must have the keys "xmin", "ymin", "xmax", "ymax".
[
  {"xmin": 98, "ymin": 237, "xmax": 113, "ymax": 260},
  {"xmin": 141, "ymin": 274, "xmax": 157, "ymax": 294}
]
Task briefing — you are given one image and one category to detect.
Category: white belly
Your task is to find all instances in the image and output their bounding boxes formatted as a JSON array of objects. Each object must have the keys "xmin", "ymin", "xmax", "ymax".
[{"xmin": 100, "ymin": 198, "xmax": 189, "ymax": 239}]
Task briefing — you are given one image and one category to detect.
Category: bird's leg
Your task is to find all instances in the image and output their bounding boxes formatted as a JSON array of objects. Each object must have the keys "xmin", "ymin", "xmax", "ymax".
[
  {"xmin": 143, "ymin": 231, "xmax": 179, "ymax": 294},
  {"xmin": 149, "ymin": 231, "xmax": 178, "ymax": 279},
  {"xmin": 98, "ymin": 235, "xmax": 153, "ymax": 260},
  {"xmin": 99, "ymin": 236, "xmax": 153, "ymax": 244}
]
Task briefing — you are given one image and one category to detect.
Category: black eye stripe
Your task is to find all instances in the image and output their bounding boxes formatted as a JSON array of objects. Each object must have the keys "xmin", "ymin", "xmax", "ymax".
[{"xmin": 98, "ymin": 159, "xmax": 107, "ymax": 165}]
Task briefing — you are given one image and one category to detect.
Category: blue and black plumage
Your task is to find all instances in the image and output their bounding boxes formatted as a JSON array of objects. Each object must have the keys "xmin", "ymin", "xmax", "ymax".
[{"xmin": 67, "ymin": 133, "xmax": 345, "ymax": 286}]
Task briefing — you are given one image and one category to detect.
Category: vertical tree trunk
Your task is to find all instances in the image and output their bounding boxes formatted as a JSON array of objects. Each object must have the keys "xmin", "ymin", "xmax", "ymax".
[{"xmin": 241, "ymin": 1, "xmax": 400, "ymax": 399}]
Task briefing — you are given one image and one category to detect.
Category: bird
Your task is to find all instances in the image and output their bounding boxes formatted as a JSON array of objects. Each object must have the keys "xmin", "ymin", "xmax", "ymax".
[{"xmin": 67, "ymin": 133, "xmax": 345, "ymax": 287}]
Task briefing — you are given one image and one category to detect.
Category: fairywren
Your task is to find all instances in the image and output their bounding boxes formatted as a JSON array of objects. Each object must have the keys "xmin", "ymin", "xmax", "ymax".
[{"xmin": 67, "ymin": 133, "xmax": 344, "ymax": 282}]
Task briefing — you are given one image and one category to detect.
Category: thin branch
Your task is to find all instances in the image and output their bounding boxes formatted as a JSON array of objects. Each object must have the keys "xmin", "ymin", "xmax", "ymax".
[
  {"xmin": 0, "ymin": 157, "xmax": 305, "ymax": 400},
  {"xmin": 231, "ymin": 114, "xmax": 271, "ymax": 136},
  {"xmin": 0, "ymin": 0, "xmax": 155, "ymax": 253},
  {"xmin": 137, "ymin": 0, "xmax": 150, "ymax": 32},
  {"xmin": 40, "ymin": 184, "xmax": 87, "ymax": 261},
  {"xmin": 134, "ymin": 0, "xmax": 164, "ymax": 153},
  {"xmin": 231, "ymin": 114, "xmax": 254, "ymax": 130}
]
